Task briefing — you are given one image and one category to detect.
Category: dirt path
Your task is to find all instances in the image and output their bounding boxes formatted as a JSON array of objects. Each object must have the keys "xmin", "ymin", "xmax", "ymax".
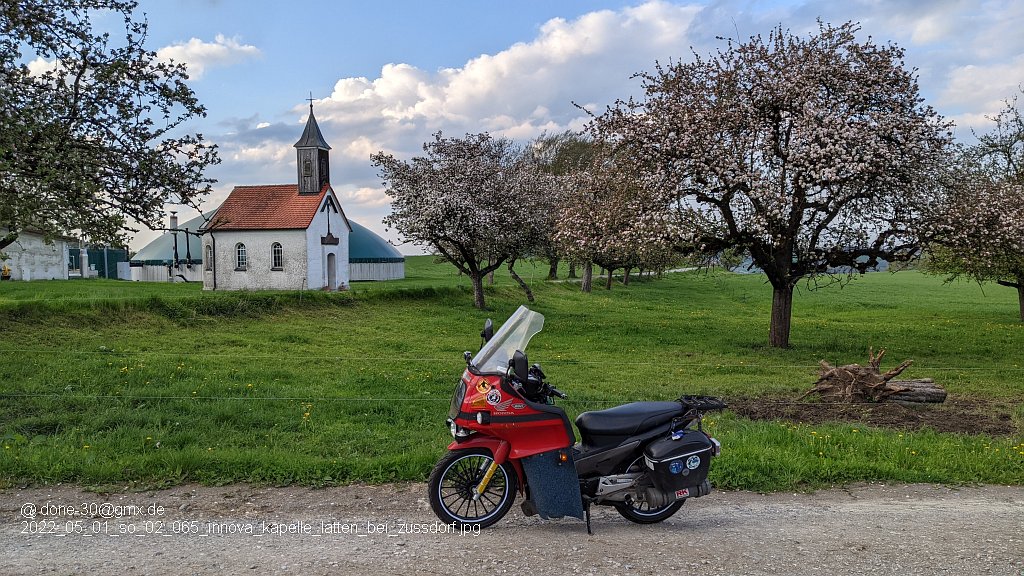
[{"xmin": 2, "ymin": 482, "xmax": 1022, "ymax": 575}]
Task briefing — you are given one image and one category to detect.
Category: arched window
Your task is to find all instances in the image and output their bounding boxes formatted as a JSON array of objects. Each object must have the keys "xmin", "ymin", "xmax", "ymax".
[
  {"xmin": 204, "ymin": 244, "xmax": 213, "ymax": 271},
  {"xmin": 235, "ymin": 243, "xmax": 247, "ymax": 270},
  {"xmin": 271, "ymin": 242, "xmax": 283, "ymax": 270}
]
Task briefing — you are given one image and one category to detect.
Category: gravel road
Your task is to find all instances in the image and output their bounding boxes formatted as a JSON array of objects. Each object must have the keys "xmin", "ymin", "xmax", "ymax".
[{"xmin": 2, "ymin": 482, "xmax": 1022, "ymax": 575}]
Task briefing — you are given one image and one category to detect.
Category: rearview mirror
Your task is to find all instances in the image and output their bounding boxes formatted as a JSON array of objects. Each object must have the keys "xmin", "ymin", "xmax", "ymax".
[
  {"xmin": 481, "ymin": 319, "xmax": 494, "ymax": 343},
  {"xmin": 511, "ymin": 349, "xmax": 529, "ymax": 382}
]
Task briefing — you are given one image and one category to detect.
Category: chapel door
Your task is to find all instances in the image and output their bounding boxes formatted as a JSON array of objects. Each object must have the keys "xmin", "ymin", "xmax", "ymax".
[{"xmin": 326, "ymin": 252, "xmax": 337, "ymax": 291}]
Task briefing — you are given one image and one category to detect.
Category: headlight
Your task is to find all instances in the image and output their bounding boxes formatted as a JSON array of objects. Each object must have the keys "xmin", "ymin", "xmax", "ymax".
[
  {"xmin": 449, "ymin": 419, "xmax": 458, "ymax": 438},
  {"xmin": 447, "ymin": 381, "xmax": 467, "ymax": 420}
]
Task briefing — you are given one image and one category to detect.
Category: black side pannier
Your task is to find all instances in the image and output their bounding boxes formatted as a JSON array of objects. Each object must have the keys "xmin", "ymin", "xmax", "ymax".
[{"xmin": 644, "ymin": 430, "xmax": 714, "ymax": 493}]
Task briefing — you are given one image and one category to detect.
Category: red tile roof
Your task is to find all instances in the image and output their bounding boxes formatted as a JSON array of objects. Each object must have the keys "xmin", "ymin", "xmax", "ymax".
[{"xmin": 203, "ymin": 184, "xmax": 330, "ymax": 231}]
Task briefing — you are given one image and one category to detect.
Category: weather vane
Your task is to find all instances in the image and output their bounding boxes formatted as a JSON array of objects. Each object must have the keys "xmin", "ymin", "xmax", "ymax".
[{"xmin": 307, "ymin": 91, "xmax": 314, "ymax": 112}]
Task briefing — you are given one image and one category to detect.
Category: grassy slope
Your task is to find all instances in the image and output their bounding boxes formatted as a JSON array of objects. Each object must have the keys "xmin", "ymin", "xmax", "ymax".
[{"xmin": 0, "ymin": 258, "xmax": 1021, "ymax": 489}]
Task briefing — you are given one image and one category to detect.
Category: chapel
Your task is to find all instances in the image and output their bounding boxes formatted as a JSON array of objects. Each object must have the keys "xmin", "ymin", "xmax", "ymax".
[{"xmin": 196, "ymin": 106, "xmax": 402, "ymax": 290}]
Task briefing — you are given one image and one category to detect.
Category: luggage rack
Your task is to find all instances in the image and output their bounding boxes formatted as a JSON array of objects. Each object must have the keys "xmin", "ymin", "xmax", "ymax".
[{"xmin": 676, "ymin": 395, "xmax": 728, "ymax": 412}]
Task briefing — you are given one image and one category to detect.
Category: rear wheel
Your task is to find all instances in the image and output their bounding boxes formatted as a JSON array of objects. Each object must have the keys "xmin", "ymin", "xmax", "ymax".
[
  {"xmin": 613, "ymin": 456, "xmax": 684, "ymax": 524},
  {"xmin": 614, "ymin": 495, "xmax": 684, "ymax": 524},
  {"xmin": 428, "ymin": 448, "xmax": 518, "ymax": 528}
]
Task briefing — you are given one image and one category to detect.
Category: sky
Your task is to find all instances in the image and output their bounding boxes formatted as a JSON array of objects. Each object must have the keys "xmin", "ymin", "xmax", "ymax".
[{"xmin": 122, "ymin": 0, "xmax": 1024, "ymax": 253}]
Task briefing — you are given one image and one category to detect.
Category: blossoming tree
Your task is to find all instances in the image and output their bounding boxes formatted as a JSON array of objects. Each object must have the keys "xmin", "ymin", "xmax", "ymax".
[
  {"xmin": 589, "ymin": 21, "xmax": 953, "ymax": 347},
  {"xmin": 373, "ymin": 132, "xmax": 551, "ymax": 309},
  {"xmin": 0, "ymin": 1, "xmax": 218, "ymax": 252},
  {"xmin": 554, "ymin": 149, "xmax": 677, "ymax": 292},
  {"xmin": 925, "ymin": 93, "xmax": 1024, "ymax": 320}
]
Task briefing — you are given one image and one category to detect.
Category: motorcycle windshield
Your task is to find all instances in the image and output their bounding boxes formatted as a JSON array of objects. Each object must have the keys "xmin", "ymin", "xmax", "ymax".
[{"xmin": 472, "ymin": 305, "xmax": 545, "ymax": 374}]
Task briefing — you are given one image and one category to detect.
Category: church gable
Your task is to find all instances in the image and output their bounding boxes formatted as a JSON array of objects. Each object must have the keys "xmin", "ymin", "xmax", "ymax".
[{"xmin": 316, "ymin": 189, "xmax": 352, "ymax": 246}]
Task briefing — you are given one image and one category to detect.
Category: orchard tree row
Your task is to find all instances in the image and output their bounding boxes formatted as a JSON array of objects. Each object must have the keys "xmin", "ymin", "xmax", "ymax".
[{"xmin": 375, "ymin": 21, "xmax": 1024, "ymax": 347}]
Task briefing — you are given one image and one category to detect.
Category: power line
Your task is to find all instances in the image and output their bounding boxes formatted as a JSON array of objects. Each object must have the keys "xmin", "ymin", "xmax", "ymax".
[{"xmin": 0, "ymin": 349, "xmax": 1019, "ymax": 371}]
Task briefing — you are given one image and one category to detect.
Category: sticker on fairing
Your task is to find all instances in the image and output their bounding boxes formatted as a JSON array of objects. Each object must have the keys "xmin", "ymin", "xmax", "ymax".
[
  {"xmin": 675, "ymin": 488, "xmax": 690, "ymax": 499},
  {"xmin": 669, "ymin": 461, "xmax": 684, "ymax": 474},
  {"xmin": 486, "ymin": 388, "xmax": 502, "ymax": 406},
  {"xmin": 686, "ymin": 455, "xmax": 701, "ymax": 470}
]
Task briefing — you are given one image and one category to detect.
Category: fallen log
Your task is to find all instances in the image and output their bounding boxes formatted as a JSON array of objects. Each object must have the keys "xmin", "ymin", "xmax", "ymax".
[{"xmin": 887, "ymin": 379, "xmax": 947, "ymax": 404}]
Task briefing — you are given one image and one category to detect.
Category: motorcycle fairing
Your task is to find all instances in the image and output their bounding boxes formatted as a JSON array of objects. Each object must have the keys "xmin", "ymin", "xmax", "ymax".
[
  {"xmin": 453, "ymin": 372, "xmax": 575, "ymax": 459},
  {"xmin": 521, "ymin": 449, "xmax": 585, "ymax": 520}
]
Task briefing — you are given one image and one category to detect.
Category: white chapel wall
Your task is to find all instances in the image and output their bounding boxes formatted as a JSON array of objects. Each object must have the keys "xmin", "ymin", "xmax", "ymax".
[{"xmin": 202, "ymin": 229, "xmax": 308, "ymax": 290}]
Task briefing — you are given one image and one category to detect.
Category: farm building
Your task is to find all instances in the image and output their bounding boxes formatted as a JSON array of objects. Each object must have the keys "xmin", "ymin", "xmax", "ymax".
[
  {"xmin": 128, "ymin": 212, "xmax": 212, "ymax": 282},
  {"xmin": 349, "ymin": 220, "xmax": 405, "ymax": 281},
  {"xmin": 0, "ymin": 228, "xmax": 71, "ymax": 281}
]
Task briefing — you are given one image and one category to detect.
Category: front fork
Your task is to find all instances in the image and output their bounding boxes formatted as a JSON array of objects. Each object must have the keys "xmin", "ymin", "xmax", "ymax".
[
  {"xmin": 473, "ymin": 461, "xmax": 500, "ymax": 500},
  {"xmin": 472, "ymin": 439, "xmax": 511, "ymax": 500}
]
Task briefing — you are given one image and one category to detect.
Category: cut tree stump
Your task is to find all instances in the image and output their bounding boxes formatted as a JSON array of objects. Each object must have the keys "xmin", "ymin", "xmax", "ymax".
[{"xmin": 799, "ymin": 349, "xmax": 946, "ymax": 404}]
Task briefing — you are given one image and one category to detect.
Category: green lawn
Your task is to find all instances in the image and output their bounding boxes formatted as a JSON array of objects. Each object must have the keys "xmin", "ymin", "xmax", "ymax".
[{"xmin": 1, "ymin": 258, "xmax": 1021, "ymax": 490}]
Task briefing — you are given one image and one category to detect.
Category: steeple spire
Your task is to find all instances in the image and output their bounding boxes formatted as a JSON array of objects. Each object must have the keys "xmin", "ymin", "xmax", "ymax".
[{"xmin": 294, "ymin": 98, "xmax": 331, "ymax": 194}]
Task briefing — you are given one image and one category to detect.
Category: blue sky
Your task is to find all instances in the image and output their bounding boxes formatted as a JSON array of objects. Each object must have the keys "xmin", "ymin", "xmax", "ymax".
[{"xmin": 125, "ymin": 0, "xmax": 1024, "ymax": 252}]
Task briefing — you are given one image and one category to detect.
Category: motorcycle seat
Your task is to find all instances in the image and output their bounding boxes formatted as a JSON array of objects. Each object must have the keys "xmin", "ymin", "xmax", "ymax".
[{"xmin": 575, "ymin": 401, "xmax": 683, "ymax": 438}]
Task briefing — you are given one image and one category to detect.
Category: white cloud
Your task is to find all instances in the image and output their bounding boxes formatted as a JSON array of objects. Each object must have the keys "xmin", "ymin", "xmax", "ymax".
[
  {"xmin": 341, "ymin": 136, "xmax": 385, "ymax": 161},
  {"xmin": 26, "ymin": 57, "xmax": 57, "ymax": 76},
  {"xmin": 311, "ymin": 1, "xmax": 702, "ymax": 147},
  {"xmin": 338, "ymin": 186, "xmax": 392, "ymax": 208},
  {"xmin": 227, "ymin": 140, "xmax": 291, "ymax": 165},
  {"xmin": 157, "ymin": 34, "xmax": 261, "ymax": 80},
  {"xmin": 941, "ymin": 55, "xmax": 1024, "ymax": 110}
]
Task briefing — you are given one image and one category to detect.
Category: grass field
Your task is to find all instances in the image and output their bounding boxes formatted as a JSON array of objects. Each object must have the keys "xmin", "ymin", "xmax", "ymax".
[{"xmin": 1, "ymin": 257, "xmax": 1021, "ymax": 490}]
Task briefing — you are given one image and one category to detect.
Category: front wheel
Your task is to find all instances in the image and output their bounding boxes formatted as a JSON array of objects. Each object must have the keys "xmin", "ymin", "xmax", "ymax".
[{"xmin": 428, "ymin": 448, "xmax": 518, "ymax": 528}]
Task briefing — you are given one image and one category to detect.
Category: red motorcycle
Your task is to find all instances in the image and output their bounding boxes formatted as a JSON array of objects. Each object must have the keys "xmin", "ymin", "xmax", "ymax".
[{"xmin": 428, "ymin": 306, "xmax": 725, "ymax": 531}]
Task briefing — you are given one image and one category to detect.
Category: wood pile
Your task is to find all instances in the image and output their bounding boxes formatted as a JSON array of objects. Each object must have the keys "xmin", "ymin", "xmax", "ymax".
[{"xmin": 799, "ymin": 349, "xmax": 946, "ymax": 404}]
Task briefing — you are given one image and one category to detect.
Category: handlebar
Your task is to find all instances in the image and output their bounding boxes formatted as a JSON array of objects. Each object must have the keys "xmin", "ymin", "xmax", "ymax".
[{"xmin": 548, "ymin": 386, "xmax": 567, "ymax": 399}]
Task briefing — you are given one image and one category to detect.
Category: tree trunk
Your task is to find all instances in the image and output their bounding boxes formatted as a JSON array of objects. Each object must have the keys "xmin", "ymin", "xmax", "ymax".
[
  {"xmin": 1018, "ymin": 283, "xmax": 1024, "ymax": 323},
  {"xmin": 509, "ymin": 262, "xmax": 535, "ymax": 302},
  {"xmin": 470, "ymin": 273, "xmax": 487, "ymax": 310},
  {"xmin": 605, "ymin": 268, "xmax": 614, "ymax": 290},
  {"xmin": 547, "ymin": 258, "xmax": 559, "ymax": 280},
  {"xmin": 581, "ymin": 261, "xmax": 593, "ymax": 293},
  {"xmin": 769, "ymin": 284, "xmax": 794, "ymax": 348},
  {"xmin": 888, "ymin": 379, "xmax": 947, "ymax": 404},
  {"xmin": 568, "ymin": 261, "xmax": 577, "ymax": 279},
  {"xmin": 623, "ymin": 268, "xmax": 631, "ymax": 286}
]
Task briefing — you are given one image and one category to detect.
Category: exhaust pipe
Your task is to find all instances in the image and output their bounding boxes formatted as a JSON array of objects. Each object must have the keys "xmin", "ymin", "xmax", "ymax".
[{"xmin": 641, "ymin": 479, "xmax": 713, "ymax": 508}]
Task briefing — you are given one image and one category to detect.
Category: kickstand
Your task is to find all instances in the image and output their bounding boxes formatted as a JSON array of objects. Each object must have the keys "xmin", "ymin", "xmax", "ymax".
[{"xmin": 584, "ymin": 499, "xmax": 593, "ymax": 535}]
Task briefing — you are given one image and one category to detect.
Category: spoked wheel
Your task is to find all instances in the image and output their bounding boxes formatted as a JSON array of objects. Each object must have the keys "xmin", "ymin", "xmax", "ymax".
[
  {"xmin": 613, "ymin": 456, "xmax": 684, "ymax": 524},
  {"xmin": 428, "ymin": 448, "xmax": 518, "ymax": 528}
]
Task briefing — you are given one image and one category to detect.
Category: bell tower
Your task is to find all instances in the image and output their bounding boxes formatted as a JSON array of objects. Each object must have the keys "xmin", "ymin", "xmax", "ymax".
[{"xmin": 294, "ymin": 101, "xmax": 331, "ymax": 195}]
